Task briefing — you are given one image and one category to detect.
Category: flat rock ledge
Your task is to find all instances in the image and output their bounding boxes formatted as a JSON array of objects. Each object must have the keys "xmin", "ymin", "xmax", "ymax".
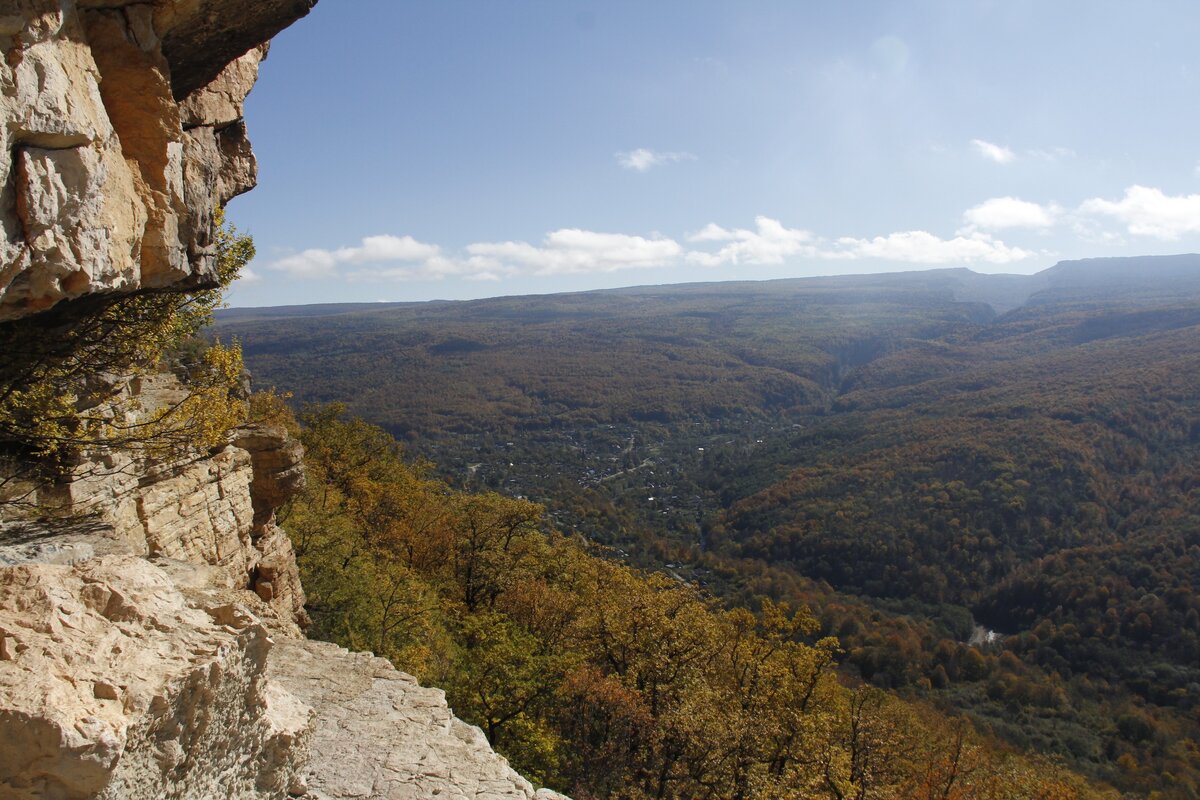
[
  {"xmin": 0, "ymin": 548, "xmax": 571, "ymax": 799},
  {"xmin": 270, "ymin": 638, "xmax": 568, "ymax": 800}
]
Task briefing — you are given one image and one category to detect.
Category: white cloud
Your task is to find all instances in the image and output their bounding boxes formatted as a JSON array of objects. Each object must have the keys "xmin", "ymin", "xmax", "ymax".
[
  {"xmin": 685, "ymin": 216, "xmax": 1034, "ymax": 267},
  {"xmin": 271, "ymin": 249, "xmax": 338, "ymax": 278},
  {"xmin": 685, "ymin": 216, "xmax": 816, "ymax": 266},
  {"xmin": 468, "ymin": 229, "xmax": 682, "ymax": 275},
  {"xmin": 271, "ymin": 209, "xmax": 1047, "ymax": 287},
  {"xmin": 616, "ymin": 148, "xmax": 696, "ymax": 172},
  {"xmin": 235, "ymin": 267, "xmax": 262, "ymax": 284},
  {"xmin": 1079, "ymin": 185, "xmax": 1200, "ymax": 240},
  {"xmin": 272, "ymin": 234, "xmax": 442, "ymax": 277},
  {"xmin": 971, "ymin": 138, "xmax": 1016, "ymax": 164},
  {"xmin": 962, "ymin": 197, "xmax": 1060, "ymax": 231},
  {"xmin": 349, "ymin": 254, "xmax": 515, "ymax": 283},
  {"xmin": 831, "ymin": 230, "xmax": 1035, "ymax": 264},
  {"xmin": 688, "ymin": 222, "xmax": 736, "ymax": 243},
  {"xmin": 334, "ymin": 234, "xmax": 440, "ymax": 264},
  {"xmin": 271, "ymin": 229, "xmax": 682, "ymax": 282}
]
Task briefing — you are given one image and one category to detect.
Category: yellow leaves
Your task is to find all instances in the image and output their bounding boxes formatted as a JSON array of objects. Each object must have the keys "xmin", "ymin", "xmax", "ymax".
[
  {"xmin": 0, "ymin": 383, "xmax": 79, "ymax": 458},
  {"xmin": 0, "ymin": 208, "xmax": 255, "ymax": 478},
  {"xmin": 133, "ymin": 340, "xmax": 249, "ymax": 456},
  {"xmin": 285, "ymin": 403, "xmax": 1109, "ymax": 799},
  {"xmin": 212, "ymin": 207, "xmax": 255, "ymax": 289},
  {"xmin": 248, "ymin": 389, "xmax": 298, "ymax": 432}
]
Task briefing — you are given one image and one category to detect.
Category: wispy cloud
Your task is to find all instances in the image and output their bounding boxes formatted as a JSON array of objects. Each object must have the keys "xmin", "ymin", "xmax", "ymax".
[
  {"xmin": 348, "ymin": 255, "xmax": 498, "ymax": 283},
  {"xmin": 1080, "ymin": 185, "xmax": 1200, "ymax": 240},
  {"xmin": 958, "ymin": 185, "xmax": 1200, "ymax": 244},
  {"xmin": 961, "ymin": 197, "xmax": 1061, "ymax": 231},
  {"xmin": 271, "ymin": 234, "xmax": 441, "ymax": 277},
  {"xmin": 467, "ymin": 229, "xmax": 682, "ymax": 275},
  {"xmin": 616, "ymin": 148, "xmax": 697, "ymax": 172},
  {"xmin": 971, "ymin": 139, "xmax": 1016, "ymax": 164},
  {"xmin": 1028, "ymin": 146, "xmax": 1076, "ymax": 162},
  {"xmin": 967, "ymin": 140, "xmax": 1075, "ymax": 165},
  {"xmin": 274, "ymin": 216, "xmax": 1039, "ymax": 285},
  {"xmin": 686, "ymin": 217, "xmax": 817, "ymax": 266},
  {"xmin": 274, "ymin": 229, "xmax": 685, "ymax": 283},
  {"xmin": 686, "ymin": 217, "xmax": 1034, "ymax": 266},
  {"xmin": 830, "ymin": 230, "xmax": 1034, "ymax": 264},
  {"xmin": 271, "ymin": 183, "xmax": 1200, "ymax": 286}
]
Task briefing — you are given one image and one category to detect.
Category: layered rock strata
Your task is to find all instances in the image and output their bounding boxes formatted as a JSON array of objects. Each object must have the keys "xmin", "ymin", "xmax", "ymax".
[
  {"xmin": 0, "ymin": 407, "xmax": 570, "ymax": 797},
  {"xmin": 3, "ymin": 370, "xmax": 311, "ymax": 628}
]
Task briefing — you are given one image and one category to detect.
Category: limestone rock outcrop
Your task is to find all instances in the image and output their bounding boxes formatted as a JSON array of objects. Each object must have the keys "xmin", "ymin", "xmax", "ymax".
[
  {"xmin": 0, "ymin": 555, "xmax": 312, "ymax": 800},
  {"xmin": 8, "ymin": 370, "xmax": 312, "ymax": 629},
  {"xmin": 0, "ymin": 371, "xmax": 574, "ymax": 795},
  {"xmin": 0, "ymin": 2, "xmax": 574, "ymax": 798},
  {"xmin": 0, "ymin": 0, "xmax": 316, "ymax": 321},
  {"xmin": 234, "ymin": 423, "xmax": 307, "ymax": 527}
]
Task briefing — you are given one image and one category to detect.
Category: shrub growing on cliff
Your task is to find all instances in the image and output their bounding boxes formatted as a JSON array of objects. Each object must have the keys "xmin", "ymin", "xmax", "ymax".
[{"xmin": 0, "ymin": 210, "xmax": 252, "ymax": 497}]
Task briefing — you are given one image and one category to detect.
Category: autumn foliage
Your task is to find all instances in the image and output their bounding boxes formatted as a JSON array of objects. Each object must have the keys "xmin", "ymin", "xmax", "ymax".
[{"xmin": 277, "ymin": 402, "xmax": 1107, "ymax": 799}]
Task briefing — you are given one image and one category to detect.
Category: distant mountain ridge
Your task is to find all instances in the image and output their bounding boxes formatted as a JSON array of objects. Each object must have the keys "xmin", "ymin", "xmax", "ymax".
[{"xmin": 221, "ymin": 253, "xmax": 1200, "ymax": 321}]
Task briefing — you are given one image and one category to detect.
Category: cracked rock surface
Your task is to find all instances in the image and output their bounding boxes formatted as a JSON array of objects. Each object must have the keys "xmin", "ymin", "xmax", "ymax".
[
  {"xmin": 0, "ymin": 555, "xmax": 312, "ymax": 800},
  {"xmin": 270, "ymin": 638, "xmax": 569, "ymax": 800}
]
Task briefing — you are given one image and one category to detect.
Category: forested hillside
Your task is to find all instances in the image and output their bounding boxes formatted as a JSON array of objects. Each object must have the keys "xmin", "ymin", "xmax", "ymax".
[
  {"xmin": 261, "ymin": 396, "xmax": 1107, "ymax": 798},
  {"xmin": 219, "ymin": 255, "xmax": 1200, "ymax": 797}
]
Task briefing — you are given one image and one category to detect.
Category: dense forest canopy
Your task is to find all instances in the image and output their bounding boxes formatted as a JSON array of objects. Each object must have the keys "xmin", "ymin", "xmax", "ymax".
[
  {"xmin": 221, "ymin": 255, "xmax": 1200, "ymax": 798},
  {"xmin": 265, "ymin": 396, "xmax": 1108, "ymax": 798}
]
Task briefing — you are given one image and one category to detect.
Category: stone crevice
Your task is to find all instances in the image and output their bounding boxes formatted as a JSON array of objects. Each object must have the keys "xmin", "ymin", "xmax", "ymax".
[{"xmin": 181, "ymin": 114, "xmax": 244, "ymax": 134}]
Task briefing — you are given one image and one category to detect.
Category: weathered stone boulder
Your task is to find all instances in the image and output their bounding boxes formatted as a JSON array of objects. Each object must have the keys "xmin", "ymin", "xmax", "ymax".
[
  {"xmin": 0, "ymin": 555, "xmax": 313, "ymax": 800},
  {"xmin": 0, "ymin": 547, "xmax": 571, "ymax": 800}
]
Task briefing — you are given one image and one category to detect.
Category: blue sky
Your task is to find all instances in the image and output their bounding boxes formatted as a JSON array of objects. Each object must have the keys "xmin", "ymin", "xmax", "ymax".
[{"xmin": 226, "ymin": 0, "xmax": 1200, "ymax": 306}]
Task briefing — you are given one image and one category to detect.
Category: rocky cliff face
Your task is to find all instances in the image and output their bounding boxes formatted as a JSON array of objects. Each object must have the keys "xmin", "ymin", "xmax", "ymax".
[
  {"xmin": 0, "ymin": 0, "xmax": 315, "ymax": 321},
  {"xmin": 0, "ymin": 3, "xmax": 569, "ymax": 798}
]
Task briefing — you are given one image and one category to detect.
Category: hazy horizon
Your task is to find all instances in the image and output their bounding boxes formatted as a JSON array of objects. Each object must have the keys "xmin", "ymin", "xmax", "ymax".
[{"xmin": 220, "ymin": 252, "xmax": 1200, "ymax": 310}]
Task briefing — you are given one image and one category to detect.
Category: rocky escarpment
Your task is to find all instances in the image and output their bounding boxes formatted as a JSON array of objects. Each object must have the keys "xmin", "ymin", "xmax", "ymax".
[
  {"xmin": 1, "ymin": 0, "xmax": 316, "ymax": 321},
  {"xmin": 9, "ymin": 377, "xmax": 312, "ymax": 627},
  {"xmin": 0, "ymin": 432, "xmax": 568, "ymax": 797},
  {"xmin": 0, "ymin": 3, "xmax": 570, "ymax": 798},
  {"xmin": 0, "ymin": 372, "xmax": 315, "ymax": 798}
]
